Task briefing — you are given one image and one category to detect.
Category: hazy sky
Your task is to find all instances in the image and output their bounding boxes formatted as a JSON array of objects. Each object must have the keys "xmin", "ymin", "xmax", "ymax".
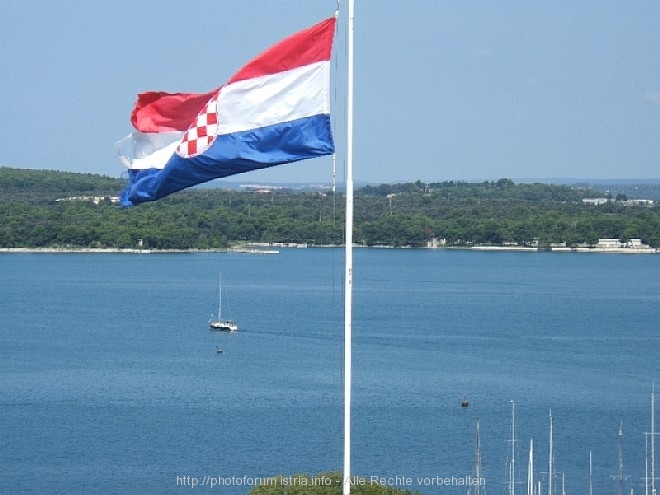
[{"xmin": 1, "ymin": 0, "xmax": 658, "ymax": 185}]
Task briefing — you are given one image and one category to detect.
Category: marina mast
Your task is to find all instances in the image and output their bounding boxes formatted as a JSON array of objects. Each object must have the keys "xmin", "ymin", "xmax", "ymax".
[
  {"xmin": 548, "ymin": 410, "xmax": 554, "ymax": 495},
  {"xmin": 652, "ymin": 384, "xmax": 656, "ymax": 495},
  {"xmin": 528, "ymin": 439, "xmax": 534, "ymax": 495},
  {"xmin": 510, "ymin": 401, "xmax": 517, "ymax": 495},
  {"xmin": 617, "ymin": 422, "xmax": 624, "ymax": 495},
  {"xmin": 473, "ymin": 418, "xmax": 482, "ymax": 495},
  {"xmin": 590, "ymin": 450, "xmax": 593, "ymax": 495},
  {"xmin": 646, "ymin": 385, "xmax": 657, "ymax": 495}
]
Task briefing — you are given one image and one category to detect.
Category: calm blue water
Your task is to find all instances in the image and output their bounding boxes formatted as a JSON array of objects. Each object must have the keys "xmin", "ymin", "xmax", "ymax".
[{"xmin": 1, "ymin": 249, "xmax": 658, "ymax": 494}]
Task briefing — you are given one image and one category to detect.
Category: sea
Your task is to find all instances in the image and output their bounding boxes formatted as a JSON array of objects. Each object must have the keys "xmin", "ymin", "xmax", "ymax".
[{"xmin": 1, "ymin": 248, "xmax": 658, "ymax": 495}]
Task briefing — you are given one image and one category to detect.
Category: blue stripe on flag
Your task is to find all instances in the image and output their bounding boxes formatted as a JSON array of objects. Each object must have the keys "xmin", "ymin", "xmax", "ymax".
[{"xmin": 120, "ymin": 114, "xmax": 333, "ymax": 206}]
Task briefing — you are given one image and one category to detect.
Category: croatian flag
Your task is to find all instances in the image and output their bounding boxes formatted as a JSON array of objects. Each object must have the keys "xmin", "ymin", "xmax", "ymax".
[{"xmin": 116, "ymin": 16, "xmax": 336, "ymax": 206}]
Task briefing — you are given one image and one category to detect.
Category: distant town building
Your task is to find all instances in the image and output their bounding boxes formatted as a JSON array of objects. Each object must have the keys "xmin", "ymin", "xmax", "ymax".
[
  {"xmin": 582, "ymin": 198, "xmax": 608, "ymax": 205},
  {"xmin": 55, "ymin": 196, "xmax": 119, "ymax": 204},
  {"xmin": 427, "ymin": 238, "xmax": 447, "ymax": 248},
  {"xmin": 582, "ymin": 197, "xmax": 654, "ymax": 207},
  {"xmin": 621, "ymin": 199, "xmax": 654, "ymax": 207}
]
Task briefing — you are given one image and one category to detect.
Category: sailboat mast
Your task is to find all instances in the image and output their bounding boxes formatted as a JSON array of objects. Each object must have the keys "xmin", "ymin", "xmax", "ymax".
[
  {"xmin": 342, "ymin": 0, "xmax": 355, "ymax": 494},
  {"xmin": 647, "ymin": 433, "xmax": 650, "ymax": 495},
  {"xmin": 474, "ymin": 418, "xmax": 482, "ymax": 495},
  {"xmin": 652, "ymin": 384, "xmax": 656, "ymax": 495},
  {"xmin": 589, "ymin": 450, "xmax": 593, "ymax": 495},
  {"xmin": 510, "ymin": 400, "xmax": 516, "ymax": 495},
  {"xmin": 617, "ymin": 422, "xmax": 624, "ymax": 495},
  {"xmin": 548, "ymin": 410, "xmax": 553, "ymax": 495},
  {"xmin": 528, "ymin": 439, "xmax": 534, "ymax": 495},
  {"xmin": 218, "ymin": 274, "xmax": 222, "ymax": 319}
]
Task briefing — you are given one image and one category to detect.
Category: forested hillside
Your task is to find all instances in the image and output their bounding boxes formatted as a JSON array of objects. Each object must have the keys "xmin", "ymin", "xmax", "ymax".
[
  {"xmin": 0, "ymin": 167, "xmax": 123, "ymax": 201},
  {"xmin": 1, "ymin": 167, "xmax": 659, "ymax": 249}
]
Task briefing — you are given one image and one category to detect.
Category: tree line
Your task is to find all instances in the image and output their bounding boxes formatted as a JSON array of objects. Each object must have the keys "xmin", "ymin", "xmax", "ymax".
[{"xmin": 1, "ymin": 167, "xmax": 658, "ymax": 249}]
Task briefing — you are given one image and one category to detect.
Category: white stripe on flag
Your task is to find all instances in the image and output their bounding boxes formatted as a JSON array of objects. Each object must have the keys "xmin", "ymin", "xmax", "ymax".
[
  {"xmin": 116, "ymin": 131, "xmax": 183, "ymax": 170},
  {"xmin": 218, "ymin": 61, "xmax": 329, "ymax": 135}
]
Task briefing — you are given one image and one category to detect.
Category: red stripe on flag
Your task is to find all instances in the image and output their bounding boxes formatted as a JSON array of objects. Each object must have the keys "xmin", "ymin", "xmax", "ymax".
[
  {"xmin": 228, "ymin": 16, "xmax": 336, "ymax": 85},
  {"xmin": 131, "ymin": 89, "xmax": 218, "ymax": 133}
]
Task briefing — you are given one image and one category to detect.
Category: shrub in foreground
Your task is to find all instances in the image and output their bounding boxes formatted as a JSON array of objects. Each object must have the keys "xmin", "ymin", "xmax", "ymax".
[{"xmin": 248, "ymin": 472, "xmax": 422, "ymax": 495}]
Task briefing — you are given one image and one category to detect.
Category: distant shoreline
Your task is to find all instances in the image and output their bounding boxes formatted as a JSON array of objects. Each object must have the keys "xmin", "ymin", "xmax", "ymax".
[
  {"xmin": 0, "ymin": 247, "xmax": 278, "ymax": 255},
  {"xmin": 1, "ymin": 245, "xmax": 657, "ymax": 254},
  {"xmin": 471, "ymin": 245, "xmax": 659, "ymax": 254},
  {"xmin": 0, "ymin": 247, "xmax": 214, "ymax": 254}
]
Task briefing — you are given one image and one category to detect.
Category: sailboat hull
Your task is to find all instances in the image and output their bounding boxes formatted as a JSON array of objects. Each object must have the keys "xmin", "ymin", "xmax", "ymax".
[{"xmin": 209, "ymin": 320, "xmax": 238, "ymax": 332}]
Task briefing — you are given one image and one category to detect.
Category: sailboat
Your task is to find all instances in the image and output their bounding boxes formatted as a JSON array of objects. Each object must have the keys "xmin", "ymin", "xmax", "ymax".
[
  {"xmin": 469, "ymin": 417, "xmax": 482, "ymax": 495},
  {"xmin": 208, "ymin": 274, "xmax": 238, "ymax": 332},
  {"xmin": 509, "ymin": 400, "xmax": 517, "ymax": 495}
]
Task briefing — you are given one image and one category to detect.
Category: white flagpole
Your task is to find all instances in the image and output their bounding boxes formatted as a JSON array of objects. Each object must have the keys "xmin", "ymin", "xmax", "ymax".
[{"xmin": 343, "ymin": 0, "xmax": 355, "ymax": 494}]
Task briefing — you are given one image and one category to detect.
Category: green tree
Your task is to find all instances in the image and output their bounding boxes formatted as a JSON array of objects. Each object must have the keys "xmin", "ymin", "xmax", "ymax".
[{"xmin": 248, "ymin": 472, "xmax": 422, "ymax": 495}]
